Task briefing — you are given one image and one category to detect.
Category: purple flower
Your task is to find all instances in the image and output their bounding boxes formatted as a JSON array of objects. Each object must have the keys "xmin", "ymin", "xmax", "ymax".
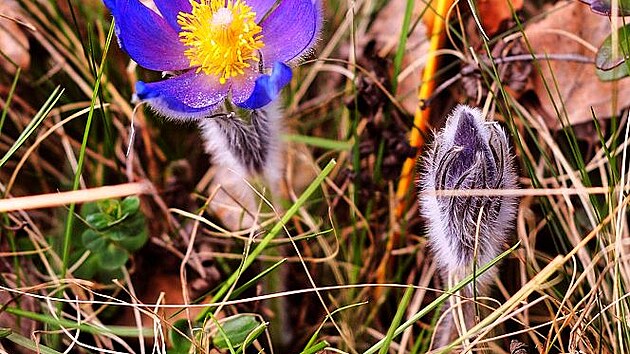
[{"xmin": 104, "ymin": 0, "xmax": 322, "ymax": 120}]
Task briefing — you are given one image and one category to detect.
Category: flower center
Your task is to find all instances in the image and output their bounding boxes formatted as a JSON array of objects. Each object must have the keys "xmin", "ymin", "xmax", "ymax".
[{"xmin": 178, "ymin": 0, "xmax": 264, "ymax": 84}]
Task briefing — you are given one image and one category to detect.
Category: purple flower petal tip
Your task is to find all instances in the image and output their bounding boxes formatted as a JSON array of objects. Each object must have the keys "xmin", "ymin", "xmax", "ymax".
[
  {"xmin": 104, "ymin": 0, "xmax": 115, "ymax": 11},
  {"xmin": 135, "ymin": 71, "xmax": 230, "ymax": 121},
  {"xmin": 136, "ymin": 80, "xmax": 209, "ymax": 118},
  {"xmin": 106, "ymin": 0, "xmax": 189, "ymax": 71},
  {"xmin": 237, "ymin": 62, "xmax": 292, "ymax": 109},
  {"xmin": 135, "ymin": 81, "xmax": 155, "ymax": 99},
  {"xmin": 259, "ymin": 0, "xmax": 322, "ymax": 64}
]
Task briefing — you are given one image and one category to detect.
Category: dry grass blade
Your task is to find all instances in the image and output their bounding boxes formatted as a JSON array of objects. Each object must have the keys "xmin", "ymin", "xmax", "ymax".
[{"xmin": 0, "ymin": 182, "xmax": 153, "ymax": 212}]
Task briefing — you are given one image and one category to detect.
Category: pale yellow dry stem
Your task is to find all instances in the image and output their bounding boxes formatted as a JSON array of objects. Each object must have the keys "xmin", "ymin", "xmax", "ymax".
[
  {"xmin": 0, "ymin": 182, "xmax": 152, "ymax": 212},
  {"xmin": 4, "ymin": 104, "xmax": 110, "ymax": 194},
  {"xmin": 398, "ymin": 260, "xmax": 436, "ymax": 354},
  {"xmin": 505, "ymin": 29, "xmax": 598, "ymax": 53},
  {"xmin": 427, "ymin": 185, "xmax": 629, "ymax": 197},
  {"xmin": 443, "ymin": 256, "xmax": 565, "ymax": 354},
  {"xmin": 471, "ymin": 296, "xmax": 556, "ymax": 346},
  {"xmin": 397, "ymin": 49, "xmax": 465, "ymax": 82},
  {"xmin": 613, "ymin": 108, "xmax": 630, "ymax": 354},
  {"xmin": 172, "ymin": 207, "xmax": 330, "ymax": 245},
  {"xmin": 120, "ymin": 269, "xmax": 146, "ymax": 354},
  {"xmin": 520, "ymin": 99, "xmax": 599, "ymax": 231},
  {"xmin": 288, "ymin": 0, "xmax": 366, "ymax": 113}
]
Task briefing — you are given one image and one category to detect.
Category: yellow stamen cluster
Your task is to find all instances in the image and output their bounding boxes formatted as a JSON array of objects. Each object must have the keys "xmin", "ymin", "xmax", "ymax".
[{"xmin": 178, "ymin": 0, "xmax": 264, "ymax": 84}]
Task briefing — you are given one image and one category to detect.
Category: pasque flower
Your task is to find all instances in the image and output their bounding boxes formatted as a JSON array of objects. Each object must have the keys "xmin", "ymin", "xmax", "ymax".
[
  {"xmin": 419, "ymin": 105, "xmax": 518, "ymax": 284},
  {"xmin": 418, "ymin": 105, "xmax": 518, "ymax": 348},
  {"xmin": 104, "ymin": 0, "xmax": 322, "ymax": 120}
]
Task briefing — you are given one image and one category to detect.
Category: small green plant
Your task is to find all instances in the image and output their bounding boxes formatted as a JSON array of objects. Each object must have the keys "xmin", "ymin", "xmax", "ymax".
[
  {"xmin": 581, "ymin": 0, "xmax": 630, "ymax": 80},
  {"xmin": 74, "ymin": 196, "xmax": 148, "ymax": 279},
  {"xmin": 168, "ymin": 315, "xmax": 266, "ymax": 354}
]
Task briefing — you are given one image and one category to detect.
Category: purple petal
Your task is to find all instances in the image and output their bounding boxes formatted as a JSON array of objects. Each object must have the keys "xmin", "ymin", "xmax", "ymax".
[
  {"xmin": 106, "ymin": 0, "xmax": 190, "ymax": 71},
  {"xmin": 154, "ymin": 0, "xmax": 192, "ymax": 31},
  {"xmin": 248, "ymin": 0, "xmax": 279, "ymax": 22},
  {"xmin": 259, "ymin": 0, "xmax": 322, "ymax": 65},
  {"xmin": 236, "ymin": 62, "xmax": 292, "ymax": 109},
  {"xmin": 135, "ymin": 71, "xmax": 228, "ymax": 121},
  {"xmin": 230, "ymin": 69, "xmax": 258, "ymax": 105}
]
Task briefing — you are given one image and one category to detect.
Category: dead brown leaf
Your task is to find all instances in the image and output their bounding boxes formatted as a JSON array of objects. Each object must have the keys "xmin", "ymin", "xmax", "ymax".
[
  {"xmin": 477, "ymin": 0, "xmax": 524, "ymax": 35},
  {"xmin": 423, "ymin": 0, "xmax": 523, "ymax": 37},
  {"xmin": 0, "ymin": 0, "xmax": 30, "ymax": 75},
  {"xmin": 524, "ymin": 2, "xmax": 630, "ymax": 130}
]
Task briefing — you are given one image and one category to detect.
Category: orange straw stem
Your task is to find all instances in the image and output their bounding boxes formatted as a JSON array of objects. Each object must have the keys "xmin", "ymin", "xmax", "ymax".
[
  {"xmin": 375, "ymin": 0, "xmax": 451, "ymax": 288},
  {"xmin": 395, "ymin": 0, "xmax": 451, "ymax": 217}
]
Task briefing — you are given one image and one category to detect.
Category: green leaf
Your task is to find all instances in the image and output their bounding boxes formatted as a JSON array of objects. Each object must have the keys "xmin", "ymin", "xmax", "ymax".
[
  {"xmin": 105, "ymin": 230, "xmax": 126, "ymax": 241},
  {"xmin": 80, "ymin": 202, "xmax": 99, "ymax": 216},
  {"xmin": 169, "ymin": 319, "xmax": 192, "ymax": 354},
  {"xmin": 117, "ymin": 212, "xmax": 147, "ymax": 234},
  {"xmin": 596, "ymin": 65, "xmax": 629, "ymax": 81},
  {"xmin": 117, "ymin": 229, "xmax": 148, "ymax": 252},
  {"xmin": 212, "ymin": 315, "xmax": 262, "ymax": 349},
  {"xmin": 97, "ymin": 199, "xmax": 119, "ymax": 216},
  {"xmin": 86, "ymin": 213, "xmax": 112, "ymax": 230},
  {"xmin": 234, "ymin": 322, "xmax": 267, "ymax": 354},
  {"xmin": 0, "ymin": 327, "xmax": 12, "ymax": 338},
  {"xmin": 73, "ymin": 253, "xmax": 99, "ymax": 279},
  {"xmin": 98, "ymin": 244, "xmax": 128, "ymax": 270},
  {"xmin": 5, "ymin": 332, "xmax": 63, "ymax": 354},
  {"xmin": 120, "ymin": 196, "xmax": 140, "ymax": 215},
  {"xmin": 595, "ymin": 24, "xmax": 630, "ymax": 81},
  {"xmin": 81, "ymin": 229, "xmax": 107, "ymax": 252}
]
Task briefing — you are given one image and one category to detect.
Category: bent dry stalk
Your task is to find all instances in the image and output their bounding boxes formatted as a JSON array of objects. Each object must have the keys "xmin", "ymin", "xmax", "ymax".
[{"xmin": 417, "ymin": 105, "xmax": 518, "ymax": 349}]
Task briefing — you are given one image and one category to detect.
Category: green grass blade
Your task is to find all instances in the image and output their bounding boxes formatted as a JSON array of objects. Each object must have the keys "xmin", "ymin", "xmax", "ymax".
[
  {"xmin": 378, "ymin": 286, "xmax": 414, "ymax": 354},
  {"xmin": 5, "ymin": 331, "xmax": 64, "ymax": 354},
  {"xmin": 197, "ymin": 158, "xmax": 337, "ymax": 321},
  {"xmin": 229, "ymin": 258, "xmax": 287, "ymax": 299},
  {"xmin": 391, "ymin": 0, "xmax": 414, "ymax": 95},
  {"xmin": 283, "ymin": 134, "xmax": 352, "ymax": 150},
  {"xmin": 60, "ymin": 18, "xmax": 115, "ymax": 278},
  {"xmin": 300, "ymin": 340, "xmax": 329, "ymax": 354},
  {"xmin": 4, "ymin": 307, "xmax": 152, "ymax": 337},
  {"xmin": 364, "ymin": 242, "xmax": 520, "ymax": 354},
  {"xmin": 0, "ymin": 86, "xmax": 64, "ymax": 169},
  {"xmin": 0, "ymin": 67, "xmax": 21, "ymax": 136}
]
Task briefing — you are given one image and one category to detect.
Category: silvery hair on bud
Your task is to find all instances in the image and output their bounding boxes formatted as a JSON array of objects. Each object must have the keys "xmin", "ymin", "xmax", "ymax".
[
  {"xmin": 418, "ymin": 105, "xmax": 518, "ymax": 287},
  {"xmin": 198, "ymin": 100, "xmax": 283, "ymax": 190}
]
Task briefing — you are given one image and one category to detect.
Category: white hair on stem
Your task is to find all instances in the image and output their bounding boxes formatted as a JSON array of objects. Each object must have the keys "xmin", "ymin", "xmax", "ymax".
[{"xmin": 198, "ymin": 100, "xmax": 284, "ymax": 192}]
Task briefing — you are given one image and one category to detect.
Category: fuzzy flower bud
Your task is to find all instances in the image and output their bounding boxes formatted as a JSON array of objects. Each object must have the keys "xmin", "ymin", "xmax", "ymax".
[
  {"xmin": 418, "ymin": 105, "xmax": 519, "ymax": 348},
  {"xmin": 418, "ymin": 105, "xmax": 518, "ymax": 286}
]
